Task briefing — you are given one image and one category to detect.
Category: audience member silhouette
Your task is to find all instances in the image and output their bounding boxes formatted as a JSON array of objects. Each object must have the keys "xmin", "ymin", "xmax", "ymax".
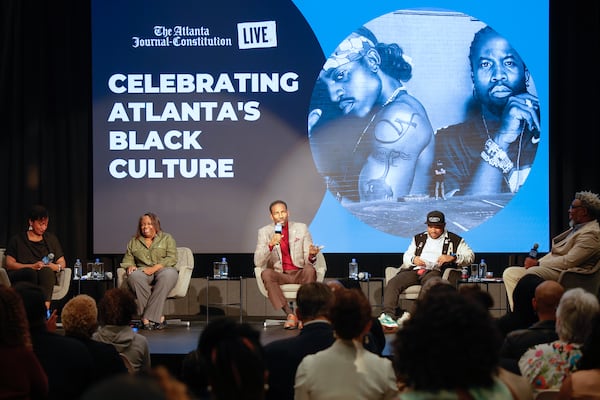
[
  {"xmin": 393, "ymin": 289, "xmax": 514, "ymax": 399},
  {"xmin": 13, "ymin": 281, "xmax": 94, "ymax": 400},
  {"xmin": 61, "ymin": 294, "xmax": 127, "ymax": 382},
  {"xmin": 500, "ymin": 280, "xmax": 564, "ymax": 374},
  {"xmin": 519, "ymin": 288, "xmax": 599, "ymax": 393},
  {"xmin": 295, "ymin": 287, "xmax": 398, "ymax": 399},
  {"xmin": 453, "ymin": 284, "xmax": 533, "ymax": 400},
  {"xmin": 327, "ymin": 279, "xmax": 386, "ymax": 354},
  {"xmin": 558, "ymin": 314, "xmax": 600, "ymax": 399},
  {"xmin": 264, "ymin": 282, "xmax": 335, "ymax": 400},
  {"xmin": 496, "ymin": 274, "xmax": 545, "ymax": 338},
  {"xmin": 82, "ymin": 366, "xmax": 190, "ymax": 400},
  {"xmin": 0, "ymin": 285, "xmax": 48, "ymax": 399},
  {"xmin": 93, "ymin": 288, "xmax": 151, "ymax": 372},
  {"xmin": 197, "ymin": 317, "xmax": 267, "ymax": 400}
]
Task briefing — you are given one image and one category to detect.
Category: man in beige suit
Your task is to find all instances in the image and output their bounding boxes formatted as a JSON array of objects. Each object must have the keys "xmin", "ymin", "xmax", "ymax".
[
  {"xmin": 254, "ymin": 200, "xmax": 321, "ymax": 329},
  {"xmin": 503, "ymin": 191, "xmax": 600, "ymax": 310}
]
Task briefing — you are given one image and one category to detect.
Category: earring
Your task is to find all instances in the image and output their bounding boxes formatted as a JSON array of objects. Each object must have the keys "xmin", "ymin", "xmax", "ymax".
[{"xmin": 28, "ymin": 225, "xmax": 33, "ymax": 231}]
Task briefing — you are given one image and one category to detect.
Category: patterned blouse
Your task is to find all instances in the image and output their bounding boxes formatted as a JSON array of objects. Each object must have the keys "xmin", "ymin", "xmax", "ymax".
[{"xmin": 518, "ymin": 340, "xmax": 582, "ymax": 390}]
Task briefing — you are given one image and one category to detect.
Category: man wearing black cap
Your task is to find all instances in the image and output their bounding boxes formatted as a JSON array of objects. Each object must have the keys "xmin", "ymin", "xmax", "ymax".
[{"xmin": 379, "ymin": 210, "xmax": 474, "ymax": 329}]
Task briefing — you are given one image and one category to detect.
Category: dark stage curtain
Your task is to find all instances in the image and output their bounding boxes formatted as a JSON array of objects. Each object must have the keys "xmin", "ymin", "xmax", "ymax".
[{"xmin": 1, "ymin": 1, "xmax": 599, "ymax": 265}]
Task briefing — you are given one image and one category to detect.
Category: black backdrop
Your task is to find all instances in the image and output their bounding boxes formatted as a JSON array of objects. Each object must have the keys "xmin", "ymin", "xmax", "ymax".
[{"xmin": 1, "ymin": 1, "xmax": 600, "ymax": 278}]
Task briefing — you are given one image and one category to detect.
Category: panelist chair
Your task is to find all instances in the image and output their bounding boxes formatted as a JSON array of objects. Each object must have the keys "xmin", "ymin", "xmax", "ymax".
[
  {"xmin": 557, "ymin": 259, "xmax": 600, "ymax": 299},
  {"xmin": 384, "ymin": 264, "xmax": 462, "ymax": 309},
  {"xmin": 504, "ymin": 257, "xmax": 600, "ymax": 309},
  {"xmin": 0, "ymin": 248, "xmax": 71, "ymax": 301},
  {"xmin": 116, "ymin": 246, "xmax": 194, "ymax": 326},
  {"xmin": 254, "ymin": 252, "xmax": 327, "ymax": 326}
]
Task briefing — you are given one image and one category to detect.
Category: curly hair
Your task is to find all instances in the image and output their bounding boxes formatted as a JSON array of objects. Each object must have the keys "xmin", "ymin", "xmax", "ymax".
[
  {"xmin": 97, "ymin": 288, "xmax": 137, "ymax": 326},
  {"xmin": 62, "ymin": 294, "xmax": 98, "ymax": 338},
  {"xmin": 575, "ymin": 190, "xmax": 600, "ymax": 219},
  {"xmin": 329, "ymin": 287, "xmax": 372, "ymax": 340},
  {"xmin": 392, "ymin": 289, "xmax": 501, "ymax": 391},
  {"xmin": 0, "ymin": 285, "xmax": 32, "ymax": 349}
]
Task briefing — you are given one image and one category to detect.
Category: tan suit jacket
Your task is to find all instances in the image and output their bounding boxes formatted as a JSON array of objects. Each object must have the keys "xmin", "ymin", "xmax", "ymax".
[
  {"xmin": 539, "ymin": 220, "xmax": 600, "ymax": 271},
  {"xmin": 254, "ymin": 221, "xmax": 315, "ymax": 273}
]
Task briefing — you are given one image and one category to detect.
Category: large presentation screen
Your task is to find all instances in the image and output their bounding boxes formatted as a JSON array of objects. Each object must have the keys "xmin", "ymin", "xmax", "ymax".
[{"xmin": 92, "ymin": 0, "xmax": 549, "ymax": 254}]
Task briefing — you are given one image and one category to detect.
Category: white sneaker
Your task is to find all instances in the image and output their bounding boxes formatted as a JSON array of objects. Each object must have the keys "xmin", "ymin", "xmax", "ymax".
[
  {"xmin": 378, "ymin": 313, "xmax": 399, "ymax": 329},
  {"xmin": 397, "ymin": 311, "xmax": 411, "ymax": 327}
]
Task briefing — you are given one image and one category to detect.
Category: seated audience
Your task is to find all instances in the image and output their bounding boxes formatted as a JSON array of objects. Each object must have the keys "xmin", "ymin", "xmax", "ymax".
[
  {"xmin": 93, "ymin": 288, "xmax": 151, "ymax": 372},
  {"xmin": 264, "ymin": 282, "xmax": 335, "ymax": 400},
  {"xmin": 14, "ymin": 281, "xmax": 94, "ymax": 400},
  {"xmin": 500, "ymin": 280, "xmax": 564, "ymax": 374},
  {"xmin": 5, "ymin": 205, "xmax": 67, "ymax": 311},
  {"xmin": 197, "ymin": 317, "xmax": 267, "ymax": 400},
  {"xmin": 0, "ymin": 285, "xmax": 48, "ymax": 399},
  {"xmin": 453, "ymin": 284, "xmax": 533, "ymax": 400},
  {"xmin": 180, "ymin": 348, "xmax": 209, "ymax": 400},
  {"xmin": 295, "ymin": 287, "xmax": 398, "ymax": 399},
  {"xmin": 61, "ymin": 294, "xmax": 128, "ymax": 382},
  {"xmin": 327, "ymin": 279, "xmax": 386, "ymax": 354},
  {"xmin": 120, "ymin": 212, "xmax": 178, "ymax": 330},
  {"xmin": 82, "ymin": 366, "xmax": 190, "ymax": 400},
  {"xmin": 496, "ymin": 274, "xmax": 545, "ymax": 338},
  {"xmin": 558, "ymin": 314, "xmax": 600, "ymax": 399},
  {"xmin": 393, "ymin": 288, "xmax": 515, "ymax": 399},
  {"xmin": 519, "ymin": 288, "xmax": 600, "ymax": 393}
]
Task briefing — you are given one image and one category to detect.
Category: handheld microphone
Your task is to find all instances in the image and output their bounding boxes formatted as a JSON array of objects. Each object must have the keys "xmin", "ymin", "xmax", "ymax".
[
  {"xmin": 275, "ymin": 223, "xmax": 282, "ymax": 234},
  {"xmin": 529, "ymin": 243, "xmax": 539, "ymax": 259}
]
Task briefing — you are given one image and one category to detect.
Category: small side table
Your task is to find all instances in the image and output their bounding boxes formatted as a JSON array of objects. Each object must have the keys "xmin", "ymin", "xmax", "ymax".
[
  {"xmin": 457, "ymin": 278, "xmax": 507, "ymax": 316},
  {"xmin": 205, "ymin": 276, "xmax": 243, "ymax": 323},
  {"xmin": 360, "ymin": 277, "xmax": 385, "ymax": 312},
  {"xmin": 75, "ymin": 276, "xmax": 114, "ymax": 300}
]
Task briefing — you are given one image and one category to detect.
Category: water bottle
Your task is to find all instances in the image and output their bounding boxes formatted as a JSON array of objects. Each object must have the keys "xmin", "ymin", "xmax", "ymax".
[
  {"xmin": 74, "ymin": 258, "xmax": 82, "ymax": 280},
  {"xmin": 220, "ymin": 257, "xmax": 228, "ymax": 278},
  {"xmin": 479, "ymin": 259, "xmax": 488, "ymax": 280},
  {"xmin": 213, "ymin": 261, "xmax": 221, "ymax": 279},
  {"xmin": 349, "ymin": 258, "xmax": 359, "ymax": 280},
  {"xmin": 93, "ymin": 258, "xmax": 104, "ymax": 279},
  {"xmin": 529, "ymin": 243, "xmax": 539, "ymax": 259}
]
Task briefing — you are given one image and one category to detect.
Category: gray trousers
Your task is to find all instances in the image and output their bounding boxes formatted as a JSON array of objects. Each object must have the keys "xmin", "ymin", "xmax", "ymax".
[{"xmin": 127, "ymin": 267, "xmax": 179, "ymax": 322}]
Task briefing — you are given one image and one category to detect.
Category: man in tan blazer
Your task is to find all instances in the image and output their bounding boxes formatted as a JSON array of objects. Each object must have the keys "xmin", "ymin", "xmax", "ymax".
[
  {"xmin": 254, "ymin": 200, "xmax": 321, "ymax": 329},
  {"xmin": 504, "ymin": 190, "xmax": 600, "ymax": 310}
]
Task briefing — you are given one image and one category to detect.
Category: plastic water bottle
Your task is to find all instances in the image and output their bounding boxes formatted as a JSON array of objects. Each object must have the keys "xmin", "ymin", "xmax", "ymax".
[
  {"xmin": 349, "ymin": 258, "xmax": 359, "ymax": 280},
  {"xmin": 220, "ymin": 257, "xmax": 228, "ymax": 278},
  {"xmin": 479, "ymin": 259, "xmax": 488, "ymax": 280},
  {"xmin": 529, "ymin": 243, "xmax": 539, "ymax": 259},
  {"xmin": 93, "ymin": 258, "xmax": 104, "ymax": 279},
  {"xmin": 74, "ymin": 259, "xmax": 82, "ymax": 280}
]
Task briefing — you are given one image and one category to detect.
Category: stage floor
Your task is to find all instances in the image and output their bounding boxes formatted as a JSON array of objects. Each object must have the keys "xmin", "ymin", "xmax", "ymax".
[{"xmin": 141, "ymin": 318, "xmax": 394, "ymax": 355}]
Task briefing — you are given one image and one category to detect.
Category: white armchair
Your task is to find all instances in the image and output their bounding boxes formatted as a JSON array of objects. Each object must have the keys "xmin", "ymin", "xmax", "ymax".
[
  {"xmin": 116, "ymin": 246, "xmax": 194, "ymax": 324},
  {"xmin": 254, "ymin": 252, "xmax": 327, "ymax": 325},
  {"xmin": 0, "ymin": 247, "xmax": 71, "ymax": 301},
  {"xmin": 384, "ymin": 264, "xmax": 462, "ymax": 302}
]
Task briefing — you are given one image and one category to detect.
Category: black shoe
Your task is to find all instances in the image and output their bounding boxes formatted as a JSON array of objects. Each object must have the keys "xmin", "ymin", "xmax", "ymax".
[
  {"xmin": 142, "ymin": 322, "xmax": 153, "ymax": 330},
  {"xmin": 151, "ymin": 321, "xmax": 166, "ymax": 330}
]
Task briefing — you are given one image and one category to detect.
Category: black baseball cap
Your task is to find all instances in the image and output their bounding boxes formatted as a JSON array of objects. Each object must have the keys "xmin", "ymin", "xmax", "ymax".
[{"xmin": 425, "ymin": 211, "xmax": 445, "ymax": 226}]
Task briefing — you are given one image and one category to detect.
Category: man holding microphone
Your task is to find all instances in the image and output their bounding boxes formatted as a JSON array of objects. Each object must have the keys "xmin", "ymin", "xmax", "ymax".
[{"xmin": 254, "ymin": 200, "xmax": 321, "ymax": 329}]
